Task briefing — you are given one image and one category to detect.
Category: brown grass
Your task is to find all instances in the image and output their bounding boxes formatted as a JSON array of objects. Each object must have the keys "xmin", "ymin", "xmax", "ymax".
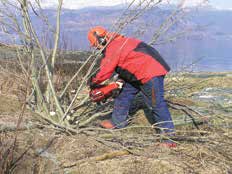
[{"xmin": 0, "ymin": 65, "xmax": 231, "ymax": 173}]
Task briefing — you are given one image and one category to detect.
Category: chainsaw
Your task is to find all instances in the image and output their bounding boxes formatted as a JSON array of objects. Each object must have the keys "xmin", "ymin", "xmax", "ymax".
[{"xmin": 71, "ymin": 80, "xmax": 124, "ymax": 113}]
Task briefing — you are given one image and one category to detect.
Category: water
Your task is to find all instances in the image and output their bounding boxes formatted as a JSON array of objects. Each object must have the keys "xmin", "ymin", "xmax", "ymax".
[
  {"xmin": 157, "ymin": 38, "xmax": 232, "ymax": 72},
  {"xmin": 192, "ymin": 87, "xmax": 232, "ymax": 107}
]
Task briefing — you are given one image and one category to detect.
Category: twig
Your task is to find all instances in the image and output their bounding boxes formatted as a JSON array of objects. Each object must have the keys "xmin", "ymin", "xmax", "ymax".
[
  {"xmin": 78, "ymin": 111, "xmax": 112, "ymax": 128},
  {"xmin": 62, "ymin": 150, "xmax": 131, "ymax": 169},
  {"xmin": 0, "ymin": 123, "xmax": 40, "ymax": 133}
]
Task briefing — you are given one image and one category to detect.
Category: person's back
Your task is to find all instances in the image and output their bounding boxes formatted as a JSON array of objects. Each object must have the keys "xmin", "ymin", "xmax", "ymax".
[{"xmin": 104, "ymin": 36, "xmax": 170, "ymax": 87}]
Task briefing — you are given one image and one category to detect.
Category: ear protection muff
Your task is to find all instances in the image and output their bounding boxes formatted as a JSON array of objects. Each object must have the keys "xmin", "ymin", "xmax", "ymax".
[{"xmin": 93, "ymin": 32, "xmax": 107, "ymax": 46}]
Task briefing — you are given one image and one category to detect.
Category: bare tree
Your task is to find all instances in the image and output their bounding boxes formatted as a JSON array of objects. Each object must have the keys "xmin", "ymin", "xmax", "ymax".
[
  {"xmin": 0, "ymin": 0, "xmax": 208, "ymax": 134},
  {"xmin": 0, "ymin": 0, "xmax": 69, "ymax": 127}
]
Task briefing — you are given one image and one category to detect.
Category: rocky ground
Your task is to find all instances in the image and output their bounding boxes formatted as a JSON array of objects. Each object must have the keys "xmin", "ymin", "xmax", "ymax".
[{"xmin": 0, "ymin": 72, "xmax": 232, "ymax": 174}]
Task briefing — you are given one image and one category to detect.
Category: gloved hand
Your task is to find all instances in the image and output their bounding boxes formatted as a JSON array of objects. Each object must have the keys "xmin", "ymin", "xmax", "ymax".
[
  {"xmin": 87, "ymin": 76, "xmax": 104, "ymax": 89},
  {"xmin": 111, "ymin": 79, "xmax": 124, "ymax": 98},
  {"xmin": 115, "ymin": 79, "xmax": 124, "ymax": 89}
]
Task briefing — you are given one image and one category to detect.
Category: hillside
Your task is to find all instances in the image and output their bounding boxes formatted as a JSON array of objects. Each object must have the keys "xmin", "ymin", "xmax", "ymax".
[
  {"xmin": 0, "ymin": 63, "xmax": 231, "ymax": 173},
  {"xmin": 0, "ymin": 3, "xmax": 231, "ymax": 173}
]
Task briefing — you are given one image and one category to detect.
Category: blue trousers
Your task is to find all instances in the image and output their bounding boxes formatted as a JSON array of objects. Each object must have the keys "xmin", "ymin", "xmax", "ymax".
[{"xmin": 111, "ymin": 76, "xmax": 175, "ymax": 134}]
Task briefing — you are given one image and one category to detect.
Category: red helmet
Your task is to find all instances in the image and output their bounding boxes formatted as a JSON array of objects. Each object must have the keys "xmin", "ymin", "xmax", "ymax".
[{"xmin": 87, "ymin": 26, "xmax": 107, "ymax": 47}]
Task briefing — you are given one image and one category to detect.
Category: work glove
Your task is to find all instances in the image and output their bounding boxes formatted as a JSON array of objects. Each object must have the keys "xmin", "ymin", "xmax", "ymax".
[
  {"xmin": 87, "ymin": 76, "xmax": 103, "ymax": 89},
  {"xmin": 111, "ymin": 79, "xmax": 124, "ymax": 98},
  {"xmin": 115, "ymin": 79, "xmax": 124, "ymax": 89}
]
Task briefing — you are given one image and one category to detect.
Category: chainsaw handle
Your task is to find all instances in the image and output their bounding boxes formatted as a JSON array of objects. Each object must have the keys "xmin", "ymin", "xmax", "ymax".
[{"xmin": 89, "ymin": 82, "xmax": 124, "ymax": 103}]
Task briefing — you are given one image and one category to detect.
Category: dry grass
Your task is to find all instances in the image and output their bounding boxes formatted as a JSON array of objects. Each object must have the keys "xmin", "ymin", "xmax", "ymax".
[{"xmin": 0, "ymin": 68, "xmax": 231, "ymax": 173}]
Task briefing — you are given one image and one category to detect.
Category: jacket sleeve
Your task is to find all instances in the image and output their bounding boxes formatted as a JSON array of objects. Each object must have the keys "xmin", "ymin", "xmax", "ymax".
[{"xmin": 90, "ymin": 52, "xmax": 120, "ymax": 87}]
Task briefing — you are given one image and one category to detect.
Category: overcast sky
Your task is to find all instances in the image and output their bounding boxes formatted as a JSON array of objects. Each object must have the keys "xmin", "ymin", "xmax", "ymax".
[{"xmin": 37, "ymin": 0, "xmax": 232, "ymax": 10}]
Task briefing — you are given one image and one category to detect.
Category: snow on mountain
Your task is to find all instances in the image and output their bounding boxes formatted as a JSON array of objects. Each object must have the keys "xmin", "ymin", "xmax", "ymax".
[
  {"xmin": 38, "ymin": 0, "xmax": 128, "ymax": 9},
  {"xmin": 38, "ymin": 0, "xmax": 211, "ymax": 10}
]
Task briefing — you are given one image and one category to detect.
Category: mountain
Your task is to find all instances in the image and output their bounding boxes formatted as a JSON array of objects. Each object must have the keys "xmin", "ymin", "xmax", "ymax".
[{"xmin": 1, "ymin": 5, "xmax": 232, "ymax": 71}]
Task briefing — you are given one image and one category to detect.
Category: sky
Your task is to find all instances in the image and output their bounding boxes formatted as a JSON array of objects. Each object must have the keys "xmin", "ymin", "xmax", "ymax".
[
  {"xmin": 211, "ymin": 0, "xmax": 232, "ymax": 9},
  {"xmin": 37, "ymin": 0, "xmax": 232, "ymax": 10}
]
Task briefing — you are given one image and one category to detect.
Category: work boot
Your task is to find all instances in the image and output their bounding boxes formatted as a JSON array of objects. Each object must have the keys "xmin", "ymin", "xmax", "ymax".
[
  {"xmin": 100, "ymin": 120, "xmax": 115, "ymax": 129},
  {"xmin": 159, "ymin": 142, "xmax": 177, "ymax": 148},
  {"xmin": 155, "ymin": 138, "xmax": 177, "ymax": 148}
]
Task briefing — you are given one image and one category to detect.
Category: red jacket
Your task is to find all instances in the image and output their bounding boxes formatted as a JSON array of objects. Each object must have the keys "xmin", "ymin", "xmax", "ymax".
[{"xmin": 91, "ymin": 36, "xmax": 170, "ymax": 87}]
